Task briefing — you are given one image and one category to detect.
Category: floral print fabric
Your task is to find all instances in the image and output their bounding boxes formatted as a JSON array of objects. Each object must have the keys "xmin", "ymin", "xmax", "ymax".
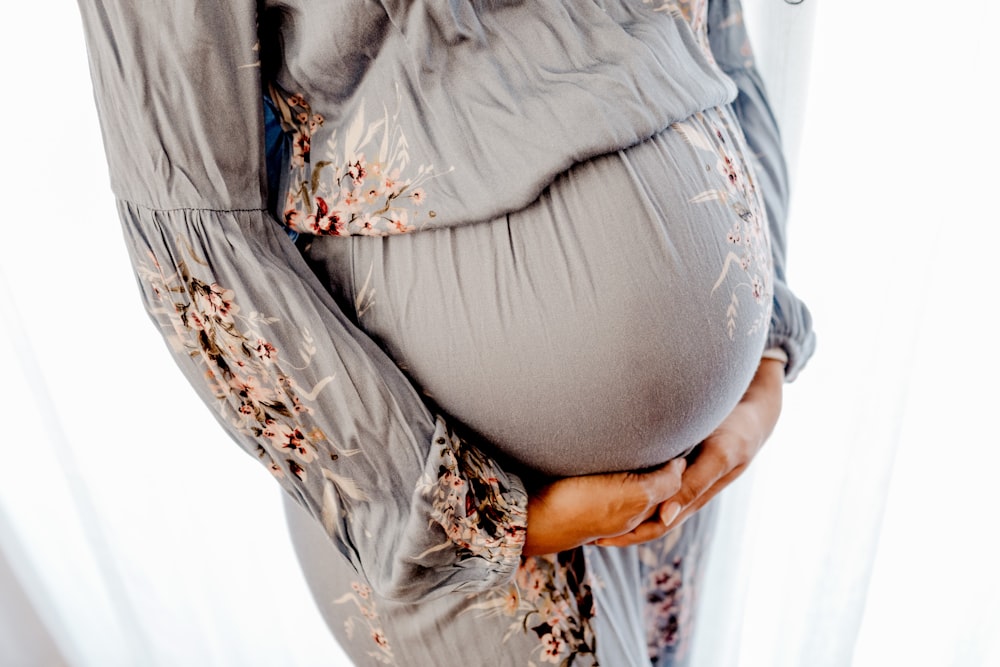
[
  {"xmin": 676, "ymin": 108, "xmax": 774, "ymax": 339},
  {"xmin": 642, "ymin": 502, "xmax": 718, "ymax": 664},
  {"xmin": 120, "ymin": 203, "xmax": 528, "ymax": 605},
  {"xmin": 475, "ymin": 550, "xmax": 599, "ymax": 664},
  {"xmin": 272, "ymin": 86, "xmax": 445, "ymax": 237},
  {"xmin": 130, "ymin": 0, "xmax": 768, "ymax": 662},
  {"xmin": 75, "ymin": 0, "xmax": 815, "ymax": 660},
  {"xmin": 137, "ymin": 245, "xmax": 332, "ymax": 484},
  {"xmin": 284, "ymin": 493, "xmax": 718, "ymax": 666}
]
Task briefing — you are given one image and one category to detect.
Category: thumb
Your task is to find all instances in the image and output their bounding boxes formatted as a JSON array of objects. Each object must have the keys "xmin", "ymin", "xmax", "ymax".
[{"xmin": 635, "ymin": 457, "xmax": 687, "ymax": 503}]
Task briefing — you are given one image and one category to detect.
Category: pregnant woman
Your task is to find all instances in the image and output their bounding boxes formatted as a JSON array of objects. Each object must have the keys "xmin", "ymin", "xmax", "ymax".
[{"xmin": 77, "ymin": 0, "xmax": 815, "ymax": 664}]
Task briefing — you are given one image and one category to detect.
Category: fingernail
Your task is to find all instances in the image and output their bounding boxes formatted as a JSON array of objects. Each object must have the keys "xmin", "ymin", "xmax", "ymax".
[
  {"xmin": 674, "ymin": 458, "xmax": 687, "ymax": 473},
  {"xmin": 660, "ymin": 502, "xmax": 681, "ymax": 526}
]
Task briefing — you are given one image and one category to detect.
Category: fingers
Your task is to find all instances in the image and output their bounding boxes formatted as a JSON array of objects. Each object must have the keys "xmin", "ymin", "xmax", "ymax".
[
  {"xmin": 637, "ymin": 456, "xmax": 687, "ymax": 501},
  {"xmin": 587, "ymin": 359, "xmax": 784, "ymax": 551},
  {"xmin": 666, "ymin": 443, "xmax": 732, "ymax": 511},
  {"xmin": 662, "ymin": 467, "xmax": 744, "ymax": 533},
  {"xmin": 589, "ymin": 461, "xmax": 686, "ymax": 548},
  {"xmin": 524, "ymin": 456, "xmax": 688, "ymax": 555},
  {"xmin": 582, "ymin": 458, "xmax": 687, "ymax": 547},
  {"xmin": 591, "ymin": 500, "xmax": 681, "ymax": 547},
  {"xmin": 591, "ymin": 441, "xmax": 749, "ymax": 548},
  {"xmin": 658, "ymin": 433, "xmax": 757, "ymax": 535}
]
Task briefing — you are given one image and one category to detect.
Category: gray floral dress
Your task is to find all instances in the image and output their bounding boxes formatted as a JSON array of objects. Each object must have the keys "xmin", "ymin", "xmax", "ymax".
[{"xmin": 76, "ymin": 0, "xmax": 815, "ymax": 664}]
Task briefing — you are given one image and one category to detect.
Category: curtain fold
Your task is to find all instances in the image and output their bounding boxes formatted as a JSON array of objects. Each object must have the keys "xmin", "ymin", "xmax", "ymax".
[
  {"xmin": 0, "ymin": 506, "xmax": 71, "ymax": 667},
  {"xmin": 0, "ymin": 268, "xmax": 157, "ymax": 665}
]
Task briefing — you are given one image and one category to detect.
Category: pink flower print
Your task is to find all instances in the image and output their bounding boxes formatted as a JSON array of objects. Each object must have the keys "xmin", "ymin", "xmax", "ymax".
[
  {"xmin": 291, "ymin": 133, "xmax": 310, "ymax": 167},
  {"xmin": 279, "ymin": 88, "xmax": 445, "ymax": 235},
  {"xmin": 341, "ymin": 188, "xmax": 360, "ymax": 211},
  {"xmin": 204, "ymin": 366, "xmax": 230, "ymax": 398},
  {"xmin": 646, "ymin": 557, "xmax": 688, "ymax": 656},
  {"xmin": 180, "ymin": 304, "xmax": 209, "ymax": 332},
  {"xmin": 717, "ymin": 155, "xmax": 741, "ymax": 193},
  {"xmin": 372, "ymin": 629, "xmax": 390, "ymax": 650},
  {"xmin": 346, "ymin": 157, "xmax": 367, "ymax": 187},
  {"xmin": 230, "ymin": 374, "xmax": 273, "ymax": 404},
  {"xmin": 362, "ymin": 184, "xmax": 382, "ymax": 205},
  {"xmin": 253, "ymin": 338, "xmax": 278, "ymax": 362},
  {"xmin": 521, "ymin": 570, "xmax": 546, "ymax": 603},
  {"xmin": 351, "ymin": 582, "xmax": 372, "ymax": 600},
  {"xmin": 238, "ymin": 401, "xmax": 256, "ymax": 416},
  {"xmin": 270, "ymin": 423, "xmax": 315, "ymax": 462},
  {"xmin": 315, "ymin": 195, "xmax": 331, "ymax": 217},
  {"xmin": 388, "ymin": 210, "xmax": 412, "ymax": 234},
  {"xmin": 502, "ymin": 588, "xmax": 520, "ymax": 615},
  {"xmin": 751, "ymin": 275, "xmax": 764, "ymax": 304},
  {"xmin": 539, "ymin": 597, "xmax": 566, "ymax": 627},
  {"xmin": 261, "ymin": 418, "xmax": 278, "ymax": 438},
  {"xmin": 356, "ymin": 217, "xmax": 381, "ymax": 236},
  {"xmin": 287, "ymin": 459, "xmax": 306, "ymax": 482},
  {"xmin": 446, "ymin": 522, "xmax": 471, "ymax": 545},
  {"xmin": 227, "ymin": 346, "xmax": 248, "ymax": 369},
  {"xmin": 351, "ymin": 213, "xmax": 375, "ymax": 235},
  {"xmin": 651, "ymin": 566, "xmax": 681, "ymax": 592},
  {"xmin": 540, "ymin": 632, "xmax": 565, "ymax": 663},
  {"xmin": 381, "ymin": 168, "xmax": 403, "ymax": 196},
  {"xmin": 310, "ymin": 197, "xmax": 343, "ymax": 235}
]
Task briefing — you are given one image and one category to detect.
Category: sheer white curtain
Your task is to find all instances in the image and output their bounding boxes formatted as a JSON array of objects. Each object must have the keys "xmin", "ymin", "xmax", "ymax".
[
  {"xmin": 695, "ymin": 1, "xmax": 1000, "ymax": 666},
  {"xmin": 2, "ymin": 1, "xmax": 997, "ymax": 665}
]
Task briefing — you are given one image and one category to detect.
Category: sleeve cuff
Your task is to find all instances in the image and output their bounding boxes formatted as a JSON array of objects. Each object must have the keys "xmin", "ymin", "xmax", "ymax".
[{"xmin": 761, "ymin": 346, "xmax": 789, "ymax": 366}]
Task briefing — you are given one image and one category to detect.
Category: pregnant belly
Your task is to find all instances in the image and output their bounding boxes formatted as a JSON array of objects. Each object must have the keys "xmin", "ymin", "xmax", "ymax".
[{"xmin": 303, "ymin": 107, "xmax": 773, "ymax": 477}]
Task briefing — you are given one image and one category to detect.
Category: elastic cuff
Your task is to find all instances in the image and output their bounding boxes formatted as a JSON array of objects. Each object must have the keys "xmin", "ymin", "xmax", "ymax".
[{"xmin": 761, "ymin": 346, "xmax": 789, "ymax": 366}]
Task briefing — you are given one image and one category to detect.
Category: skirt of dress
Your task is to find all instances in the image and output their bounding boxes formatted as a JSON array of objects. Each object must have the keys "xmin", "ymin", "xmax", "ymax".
[{"xmin": 287, "ymin": 105, "xmax": 771, "ymax": 665}]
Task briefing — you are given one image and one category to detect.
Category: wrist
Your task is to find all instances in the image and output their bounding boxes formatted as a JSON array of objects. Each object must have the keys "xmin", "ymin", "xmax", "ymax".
[{"xmin": 746, "ymin": 357, "xmax": 784, "ymax": 437}]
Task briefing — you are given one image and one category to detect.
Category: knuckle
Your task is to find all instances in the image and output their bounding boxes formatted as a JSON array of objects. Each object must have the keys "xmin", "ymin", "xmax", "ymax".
[
  {"xmin": 675, "ymin": 486, "xmax": 698, "ymax": 507},
  {"xmin": 605, "ymin": 501, "xmax": 643, "ymax": 534},
  {"xmin": 710, "ymin": 445, "xmax": 739, "ymax": 470}
]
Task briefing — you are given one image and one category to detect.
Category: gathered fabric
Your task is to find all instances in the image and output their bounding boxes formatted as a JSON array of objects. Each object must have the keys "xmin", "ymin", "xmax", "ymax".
[{"xmin": 76, "ymin": 0, "xmax": 815, "ymax": 663}]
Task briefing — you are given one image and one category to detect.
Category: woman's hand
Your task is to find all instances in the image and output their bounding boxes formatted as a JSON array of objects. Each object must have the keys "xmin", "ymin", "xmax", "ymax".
[
  {"xmin": 592, "ymin": 357, "xmax": 785, "ymax": 548},
  {"xmin": 522, "ymin": 457, "xmax": 687, "ymax": 556}
]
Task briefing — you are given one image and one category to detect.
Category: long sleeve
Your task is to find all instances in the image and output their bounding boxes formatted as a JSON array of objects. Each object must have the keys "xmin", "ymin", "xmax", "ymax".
[
  {"xmin": 77, "ymin": 0, "xmax": 526, "ymax": 602},
  {"xmin": 707, "ymin": 0, "xmax": 816, "ymax": 379}
]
